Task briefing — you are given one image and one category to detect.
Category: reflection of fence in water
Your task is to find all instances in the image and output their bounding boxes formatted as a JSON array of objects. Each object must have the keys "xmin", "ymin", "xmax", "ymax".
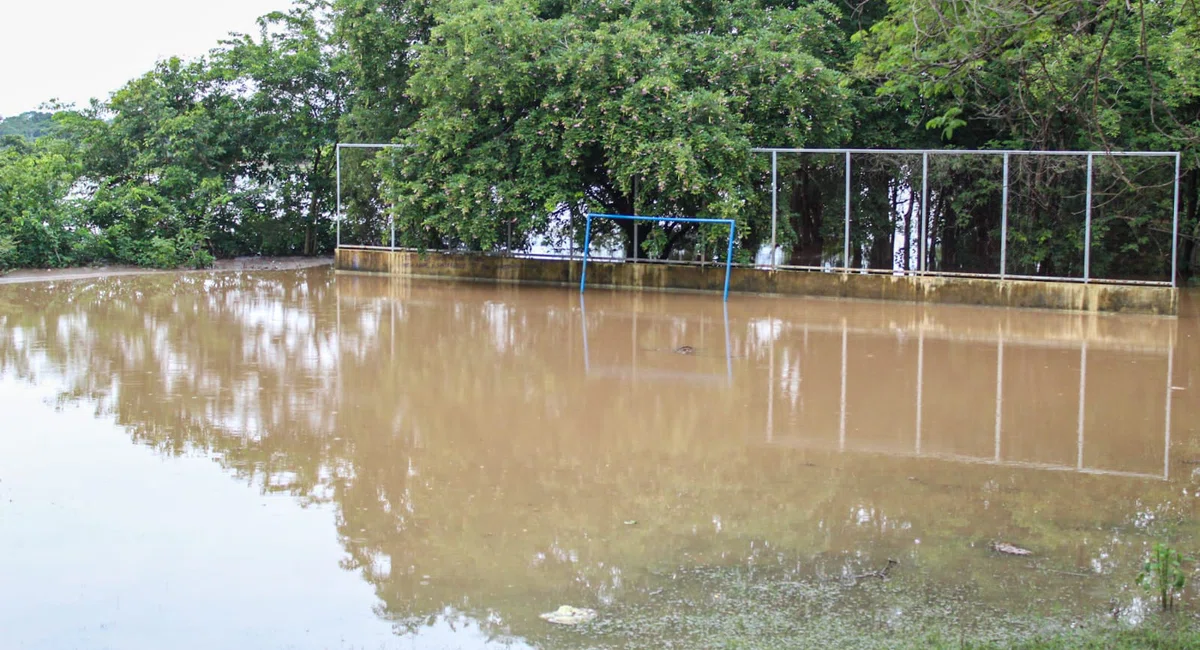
[
  {"xmin": 759, "ymin": 319, "xmax": 1176, "ymax": 480},
  {"xmin": 331, "ymin": 274, "xmax": 1178, "ymax": 479}
]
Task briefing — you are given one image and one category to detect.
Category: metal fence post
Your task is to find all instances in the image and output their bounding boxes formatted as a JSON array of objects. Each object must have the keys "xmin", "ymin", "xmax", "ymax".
[
  {"xmin": 335, "ymin": 145, "xmax": 341, "ymax": 249},
  {"xmin": 1172, "ymin": 153, "xmax": 1182, "ymax": 287},
  {"xmin": 771, "ymin": 151, "xmax": 778, "ymax": 270},
  {"xmin": 1084, "ymin": 153, "xmax": 1094, "ymax": 283},
  {"xmin": 580, "ymin": 215, "xmax": 593, "ymax": 293},
  {"xmin": 390, "ymin": 214, "xmax": 396, "ymax": 251},
  {"xmin": 843, "ymin": 151, "xmax": 851, "ymax": 270},
  {"xmin": 1000, "ymin": 153, "xmax": 1009, "ymax": 279},
  {"xmin": 920, "ymin": 152, "xmax": 929, "ymax": 273}
]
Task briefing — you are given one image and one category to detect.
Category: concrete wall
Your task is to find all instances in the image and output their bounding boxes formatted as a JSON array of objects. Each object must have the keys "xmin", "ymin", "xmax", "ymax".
[{"xmin": 335, "ymin": 248, "xmax": 1178, "ymax": 316}]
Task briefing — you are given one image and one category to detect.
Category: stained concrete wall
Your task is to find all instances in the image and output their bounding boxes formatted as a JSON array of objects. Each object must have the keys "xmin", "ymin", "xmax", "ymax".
[{"xmin": 335, "ymin": 248, "xmax": 1178, "ymax": 316}]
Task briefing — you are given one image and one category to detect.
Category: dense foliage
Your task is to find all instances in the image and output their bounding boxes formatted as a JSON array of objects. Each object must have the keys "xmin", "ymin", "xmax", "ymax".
[
  {"xmin": 0, "ymin": 112, "xmax": 56, "ymax": 141},
  {"xmin": 0, "ymin": 0, "xmax": 341, "ymax": 270},
  {"xmin": 1, "ymin": 0, "xmax": 1197, "ymax": 278}
]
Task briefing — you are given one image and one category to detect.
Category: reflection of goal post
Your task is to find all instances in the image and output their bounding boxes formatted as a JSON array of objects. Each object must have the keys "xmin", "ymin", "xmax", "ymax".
[
  {"xmin": 579, "ymin": 295, "xmax": 733, "ymax": 384},
  {"xmin": 579, "ymin": 213, "xmax": 737, "ymax": 301}
]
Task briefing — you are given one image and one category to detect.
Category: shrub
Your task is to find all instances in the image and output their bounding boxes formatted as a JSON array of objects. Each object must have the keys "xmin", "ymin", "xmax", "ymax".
[
  {"xmin": 1138, "ymin": 543, "xmax": 1187, "ymax": 611},
  {"xmin": 0, "ymin": 233, "xmax": 16, "ymax": 270}
]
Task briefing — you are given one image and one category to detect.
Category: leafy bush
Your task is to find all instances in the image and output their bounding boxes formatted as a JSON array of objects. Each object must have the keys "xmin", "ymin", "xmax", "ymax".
[
  {"xmin": 104, "ymin": 225, "xmax": 214, "ymax": 269},
  {"xmin": 68, "ymin": 229, "xmax": 111, "ymax": 266},
  {"xmin": 138, "ymin": 236, "xmax": 182, "ymax": 269},
  {"xmin": 0, "ymin": 234, "xmax": 15, "ymax": 270},
  {"xmin": 175, "ymin": 228, "xmax": 214, "ymax": 269},
  {"xmin": 1137, "ymin": 543, "xmax": 1187, "ymax": 611}
]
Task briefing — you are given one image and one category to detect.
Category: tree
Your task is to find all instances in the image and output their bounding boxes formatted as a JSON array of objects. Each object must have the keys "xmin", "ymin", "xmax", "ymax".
[
  {"xmin": 330, "ymin": 0, "xmax": 434, "ymax": 246},
  {"xmin": 0, "ymin": 135, "xmax": 91, "ymax": 269},
  {"xmin": 0, "ymin": 112, "xmax": 57, "ymax": 141},
  {"xmin": 379, "ymin": 0, "xmax": 854, "ymax": 258},
  {"xmin": 67, "ymin": 58, "xmax": 244, "ymax": 267},
  {"xmin": 856, "ymin": 0, "xmax": 1200, "ymax": 278},
  {"xmin": 217, "ymin": 0, "xmax": 348, "ymax": 255}
]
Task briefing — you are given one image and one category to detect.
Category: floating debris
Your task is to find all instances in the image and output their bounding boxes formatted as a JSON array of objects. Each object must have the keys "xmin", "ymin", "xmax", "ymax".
[
  {"xmin": 623, "ymin": 520, "xmax": 638, "ymax": 525},
  {"xmin": 540, "ymin": 605, "xmax": 597, "ymax": 625},
  {"xmin": 990, "ymin": 541, "xmax": 1033, "ymax": 556},
  {"xmin": 853, "ymin": 558, "xmax": 898, "ymax": 581},
  {"xmin": 674, "ymin": 345, "xmax": 695, "ymax": 355}
]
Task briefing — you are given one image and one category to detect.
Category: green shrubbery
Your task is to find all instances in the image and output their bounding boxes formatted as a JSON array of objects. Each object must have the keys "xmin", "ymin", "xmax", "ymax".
[
  {"xmin": 3, "ymin": 0, "xmax": 1200, "ymax": 274},
  {"xmin": 0, "ymin": 233, "xmax": 15, "ymax": 271},
  {"xmin": 0, "ymin": 2, "xmax": 340, "ymax": 271},
  {"xmin": 0, "ymin": 140, "xmax": 218, "ymax": 271},
  {"xmin": 0, "ymin": 225, "xmax": 215, "ymax": 272},
  {"xmin": 1139, "ymin": 543, "xmax": 1188, "ymax": 612}
]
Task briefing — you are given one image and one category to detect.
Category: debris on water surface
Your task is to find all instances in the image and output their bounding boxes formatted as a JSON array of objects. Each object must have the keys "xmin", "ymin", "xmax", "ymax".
[
  {"xmin": 852, "ymin": 558, "xmax": 899, "ymax": 581},
  {"xmin": 674, "ymin": 345, "xmax": 695, "ymax": 355},
  {"xmin": 990, "ymin": 541, "xmax": 1033, "ymax": 556},
  {"xmin": 540, "ymin": 605, "xmax": 597, "ymax": 625},
  {"xmin": 624, "ymin": 520, "xmax": 637, "ymax": 525}
]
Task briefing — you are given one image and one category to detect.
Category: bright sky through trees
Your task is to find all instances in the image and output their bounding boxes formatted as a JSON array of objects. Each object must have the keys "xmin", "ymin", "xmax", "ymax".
[{"xmin": 0, "ymin": 0, "xmax": 282, "ymax": 116}]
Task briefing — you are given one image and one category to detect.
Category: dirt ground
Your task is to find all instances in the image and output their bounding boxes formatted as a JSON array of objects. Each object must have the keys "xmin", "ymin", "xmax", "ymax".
[{"xmin": 0, "ymin": 256, "xmax": 333, "ymax": 285}]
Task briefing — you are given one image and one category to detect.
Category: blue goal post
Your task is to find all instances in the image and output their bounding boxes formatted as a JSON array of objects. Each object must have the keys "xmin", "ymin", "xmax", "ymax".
[{"xmin": 579, "ymin": 213, "xmax": 737, "ymax": 302}]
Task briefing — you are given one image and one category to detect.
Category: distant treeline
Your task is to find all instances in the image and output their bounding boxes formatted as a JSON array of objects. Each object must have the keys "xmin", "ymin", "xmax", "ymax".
[
  {"xmin": 0, "ymin": 112, "xmax": 56, "ymax": 141},
  {"xmin": 1, "ymin": 0, "xmax": 1198, "ymax": 278}
]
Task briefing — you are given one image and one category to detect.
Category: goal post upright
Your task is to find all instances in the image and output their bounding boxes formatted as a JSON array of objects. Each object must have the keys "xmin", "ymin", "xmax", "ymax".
[{"xmin": 579, "ymin": 213, "xmax": 737, "ymax": 302}]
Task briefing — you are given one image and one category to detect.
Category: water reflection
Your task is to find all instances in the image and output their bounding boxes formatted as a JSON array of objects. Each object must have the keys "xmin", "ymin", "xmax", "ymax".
[
  {"xmin": 0, "ymin": 269, "xmax": 1196, "ymax": 648},
  {"xmin": 579, "ymin": 295, "xmax": 733, "ymax": 383},
  {"xmin": 755, "ymin": 311, "xmax": 1175, "ymax": 480}
]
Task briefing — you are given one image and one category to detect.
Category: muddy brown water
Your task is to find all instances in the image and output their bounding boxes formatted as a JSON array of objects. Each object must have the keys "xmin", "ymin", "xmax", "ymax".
[{"xmin": 0, "ymin": 268, "xmax": 1197, "ymax": 648}]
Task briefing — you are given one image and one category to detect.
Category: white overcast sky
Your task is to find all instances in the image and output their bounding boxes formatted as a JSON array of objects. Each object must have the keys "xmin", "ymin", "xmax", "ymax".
[{"xmin": 0, "ymin": 0, "xmax": 288, "ymax": 117}]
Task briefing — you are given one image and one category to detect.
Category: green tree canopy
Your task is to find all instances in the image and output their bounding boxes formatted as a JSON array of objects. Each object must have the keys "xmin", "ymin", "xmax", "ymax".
[
  {"xmin": 0, "ymin": 111, "xmax": 57, "ymax": 141},
  {"xmin": 379, "ymin": 0, "xmax": 853, "ymax": 257},
  {"xmin": 0, "ymin": 0, "xmax": 1197, "ymax": 276}
]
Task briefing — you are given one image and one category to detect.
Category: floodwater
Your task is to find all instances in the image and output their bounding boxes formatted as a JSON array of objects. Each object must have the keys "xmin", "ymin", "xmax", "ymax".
[{"xmin": 0, "ymin": 267, "xmax": 1197, "ymax": 649}]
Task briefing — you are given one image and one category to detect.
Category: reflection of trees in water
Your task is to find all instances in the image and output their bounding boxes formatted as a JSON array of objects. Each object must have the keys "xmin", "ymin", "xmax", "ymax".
[
  {"xmin": 0, "ymin": 272, "xmax": 346, "ymax": 497},
  {"xmin": 1, "ymin": 272, "xmax": 1198, "ymax": 642}
]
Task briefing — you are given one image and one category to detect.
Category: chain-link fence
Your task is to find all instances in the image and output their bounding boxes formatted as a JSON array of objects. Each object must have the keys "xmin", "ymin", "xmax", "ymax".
[
  {"xmin": 336, "ymin": 145, "xmax": 1182, "ymax": 287},
  {"xmin": 754, "ymin": 149, "xmax": 1181, "ymax": 286}
]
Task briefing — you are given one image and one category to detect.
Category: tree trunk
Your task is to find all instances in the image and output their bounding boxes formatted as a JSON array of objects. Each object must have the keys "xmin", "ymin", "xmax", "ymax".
[
  {"xmin": 1181, "ymin": 168, "xmax": 1199, "ymax": 283},
  {"xmin": 306, "ymin": 146, "xmax": 323, "ymax": 256},
  {"xmin": 788, "ymin": 166, "xmax": 826, "ymax": 266}
]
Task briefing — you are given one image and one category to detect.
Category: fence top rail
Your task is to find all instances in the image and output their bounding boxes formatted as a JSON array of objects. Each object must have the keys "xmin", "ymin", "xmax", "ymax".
[
  {"xmin": 587, "ymin": 212, "xmax": 735, "ymax": 225},
  {"xmin": 336, "ymin": 143, "xmax": 411, "ymax": 149},
  {"xmin": 750, "ymin": 147, "xmax": 1179, "ymax": 157},
  {"xmin": 339, "ymin": 144, "xmax": 1179, "ymax": 156}
]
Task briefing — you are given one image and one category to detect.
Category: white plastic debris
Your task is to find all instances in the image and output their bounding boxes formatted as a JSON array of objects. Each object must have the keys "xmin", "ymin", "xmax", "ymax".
[{"xmin": 539, "ymin": 605, "xmax": 597, "ymax": 625}]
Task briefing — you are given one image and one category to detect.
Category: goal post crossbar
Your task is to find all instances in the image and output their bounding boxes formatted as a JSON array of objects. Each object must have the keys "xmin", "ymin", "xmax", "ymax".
[{"xmin": 580, "ymin": 213, "xmax": 737, "ymax": 302}]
